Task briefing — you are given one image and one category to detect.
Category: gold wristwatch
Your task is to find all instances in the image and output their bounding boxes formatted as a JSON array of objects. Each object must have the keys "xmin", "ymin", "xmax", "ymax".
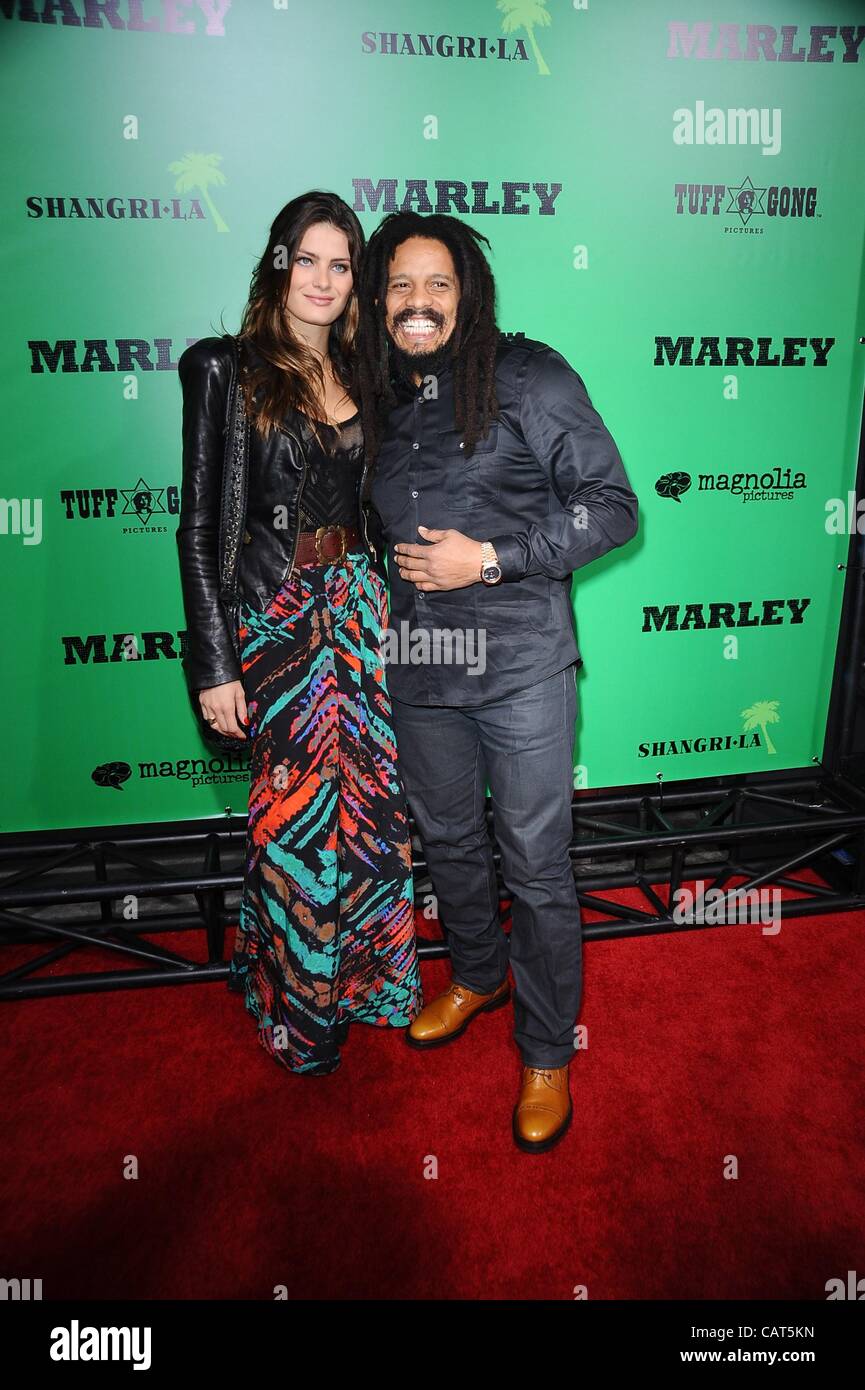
[{"xmin": 480, "ymin": 541, "xmax": 502, "ymax": 585}]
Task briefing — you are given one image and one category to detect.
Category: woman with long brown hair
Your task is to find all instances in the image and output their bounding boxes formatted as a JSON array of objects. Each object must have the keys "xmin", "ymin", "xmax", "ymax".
[{"xmin": 176, "ymin": 191, "xmax": 422, "ymax": 1075}]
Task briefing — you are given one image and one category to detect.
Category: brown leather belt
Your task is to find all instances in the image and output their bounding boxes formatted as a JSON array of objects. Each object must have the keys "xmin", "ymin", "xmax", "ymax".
[{"xmin": 292, "ymin": 524, "xmax": 362, "ymax": 568}]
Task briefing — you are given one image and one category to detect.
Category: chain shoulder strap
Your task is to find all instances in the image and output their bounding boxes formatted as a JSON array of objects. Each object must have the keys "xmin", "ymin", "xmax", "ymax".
[{"xmin": 218, "ymin": 333, "xmax": 249, "ymax": 606}]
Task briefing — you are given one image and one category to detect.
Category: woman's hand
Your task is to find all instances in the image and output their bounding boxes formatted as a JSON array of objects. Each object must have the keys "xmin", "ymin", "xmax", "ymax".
[{"xmin": 198, "ymin": 680, "xmax": 249, "ymax": 739}]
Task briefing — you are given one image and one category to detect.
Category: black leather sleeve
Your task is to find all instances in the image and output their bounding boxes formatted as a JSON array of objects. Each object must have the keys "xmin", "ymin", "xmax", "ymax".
[{"xmin": 176, "ymin": 338, "xmax": 243, "ymax": 693}]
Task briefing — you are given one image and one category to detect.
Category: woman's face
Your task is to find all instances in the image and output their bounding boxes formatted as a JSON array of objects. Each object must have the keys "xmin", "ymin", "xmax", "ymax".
[{"xmin": 283, "ymin": 220, "xmax": 353, "ymax": 332}]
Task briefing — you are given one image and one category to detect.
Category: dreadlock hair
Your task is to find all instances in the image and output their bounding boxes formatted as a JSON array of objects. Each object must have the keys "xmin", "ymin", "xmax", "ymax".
[
  {"xmin": 354, "ymin": 211, "xmax": 500, "ymax": 467},
  {"xmin": 236, "ymin": 190, "xmax": 364, "ymax": 452}
]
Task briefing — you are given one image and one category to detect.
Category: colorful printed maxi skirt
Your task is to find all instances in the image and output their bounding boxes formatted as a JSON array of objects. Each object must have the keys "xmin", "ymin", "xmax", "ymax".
[{"xmin": 227, "ymin": 550, "xmax": 423, "ymax": 1075}]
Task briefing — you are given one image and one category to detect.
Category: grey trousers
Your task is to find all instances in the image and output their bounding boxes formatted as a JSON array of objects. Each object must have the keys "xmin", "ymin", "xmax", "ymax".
[{"xmin": 391, "ymin": 663, "xmax": 581, "ymax": 1068}]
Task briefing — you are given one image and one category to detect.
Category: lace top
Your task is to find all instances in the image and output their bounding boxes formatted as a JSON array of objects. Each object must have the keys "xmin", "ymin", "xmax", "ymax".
[{"xmin": 296, "ymin": 411, "xmax": 364, "ymax": 529}]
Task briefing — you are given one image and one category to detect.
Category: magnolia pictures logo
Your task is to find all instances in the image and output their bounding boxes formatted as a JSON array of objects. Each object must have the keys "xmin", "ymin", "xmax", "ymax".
[
  {"xmin": 91, "ymin": 750, "xmax": 249, "ymax": 792},
  {"xmin": 93, "ymin": 763, "xmax": 132, "ymax": 791},
  {"xmin": 655, "ymin": 467, "xmax": 807, "ymax": 506}
]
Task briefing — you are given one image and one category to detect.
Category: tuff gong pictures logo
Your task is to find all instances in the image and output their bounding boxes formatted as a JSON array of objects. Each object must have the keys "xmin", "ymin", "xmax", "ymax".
[
  {"xmin": 674, "ymin": 177, "xmax": 819, "ymax": 231},
  {"xmin": 60, "ymin": 477, "xmax": 178, "ymax": 532}
]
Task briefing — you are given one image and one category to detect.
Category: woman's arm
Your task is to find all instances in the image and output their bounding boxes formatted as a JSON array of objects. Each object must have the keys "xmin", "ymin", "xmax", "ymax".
[{"xmin": 175, "ymin": 337, "xmax": 244, "ymax": 694}]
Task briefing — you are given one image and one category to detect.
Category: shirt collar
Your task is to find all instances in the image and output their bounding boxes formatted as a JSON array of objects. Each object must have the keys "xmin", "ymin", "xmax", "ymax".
[{"xmin": 390, "ymin": 352, "xmax": 454, "ymax": 398}]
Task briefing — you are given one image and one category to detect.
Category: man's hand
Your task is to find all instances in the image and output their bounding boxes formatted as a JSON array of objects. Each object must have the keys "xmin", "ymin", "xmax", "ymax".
[{"xmin": 394, "ymin": 526, "xmax": 484, "ymax": 590}]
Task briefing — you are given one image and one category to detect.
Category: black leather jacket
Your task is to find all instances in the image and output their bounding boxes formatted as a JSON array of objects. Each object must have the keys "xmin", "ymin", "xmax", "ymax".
[{"xmin": 176, "ymin": 334, "xmax": 381, "ymax": 694}]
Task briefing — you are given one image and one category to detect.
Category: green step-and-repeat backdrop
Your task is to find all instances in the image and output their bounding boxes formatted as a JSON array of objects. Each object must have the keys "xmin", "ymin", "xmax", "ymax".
[{"xmin": 2, "ymin": 0, "xmax": 864, "ymax": 832}]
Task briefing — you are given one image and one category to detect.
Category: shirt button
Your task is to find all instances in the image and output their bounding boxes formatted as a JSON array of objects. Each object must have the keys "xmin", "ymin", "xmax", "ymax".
[
  {"xmin": 411, "ymin": 490, "xmax": 418, "ymax": 498},
  {"xmin": 412, "ymin": 442, "xmax": 419, "ymax": 450}
]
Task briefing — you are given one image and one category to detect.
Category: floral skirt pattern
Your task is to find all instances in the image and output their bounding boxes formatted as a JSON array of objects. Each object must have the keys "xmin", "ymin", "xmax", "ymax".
[{"xmin": 228, "ymin": 550, "xmax": 423, "ymax": 1074}]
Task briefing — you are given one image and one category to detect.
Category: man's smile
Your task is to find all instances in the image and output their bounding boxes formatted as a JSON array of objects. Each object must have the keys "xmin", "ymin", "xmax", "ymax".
[{"xmin": 395, "ymin": 313, "xmax": 443, "ymax": 347}]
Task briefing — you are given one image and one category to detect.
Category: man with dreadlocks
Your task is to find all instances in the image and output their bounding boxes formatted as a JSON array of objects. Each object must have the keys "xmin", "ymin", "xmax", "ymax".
[{"xmin": 355, "ymin": 211, "xmax": 638, "ymax": 1153}]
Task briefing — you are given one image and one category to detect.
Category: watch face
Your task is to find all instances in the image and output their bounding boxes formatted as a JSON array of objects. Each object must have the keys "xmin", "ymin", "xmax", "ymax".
[{"xmin": 482, "ymin": 564, "xmax": 502, "ymax": 584}]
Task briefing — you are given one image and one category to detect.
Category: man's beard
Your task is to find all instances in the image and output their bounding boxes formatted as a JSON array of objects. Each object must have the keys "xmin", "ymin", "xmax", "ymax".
[{"xmin": 389, "ymin": 331, "xmax": 456, "ymax": 387}]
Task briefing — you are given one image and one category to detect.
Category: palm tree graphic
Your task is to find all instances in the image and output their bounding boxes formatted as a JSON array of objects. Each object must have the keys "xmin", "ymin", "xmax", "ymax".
[
  {"xmin": 497, "ymin": 0, "xmax": 552, "ymax": 76},
  {"xmin": 741, "ymin": 699, "xmax": 780, "ymax": 755},
  {"xmin": 168, "ymin": 152, "xmax": 229, "ymax": 233}
]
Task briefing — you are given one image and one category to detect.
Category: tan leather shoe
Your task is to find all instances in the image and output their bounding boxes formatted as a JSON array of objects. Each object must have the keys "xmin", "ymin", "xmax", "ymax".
[
  {"xmin": 513, "ymin": 1064, "xmax": 572, "ymax": 1153},
  {"xmin": 406, "ymin": 978, "xmax": 510, "ymax": 1049}
]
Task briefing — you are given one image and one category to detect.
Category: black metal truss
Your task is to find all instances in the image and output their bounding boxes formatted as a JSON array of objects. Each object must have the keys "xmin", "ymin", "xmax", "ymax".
[{"xmin": 1, "ymin": 766, "xmax": 862, "ymax": 1001}]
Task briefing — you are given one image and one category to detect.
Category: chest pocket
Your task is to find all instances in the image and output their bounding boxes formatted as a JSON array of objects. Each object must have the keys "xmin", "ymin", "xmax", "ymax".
[{"xmin": 441, "ymin": 422, "xmax": 500, "ymax": 512}]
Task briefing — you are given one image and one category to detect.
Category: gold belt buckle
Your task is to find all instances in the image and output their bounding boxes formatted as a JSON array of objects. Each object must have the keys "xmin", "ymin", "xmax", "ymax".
[{"xmin": 314, "ymin": 524, "xmax": 347, "ymax": 564}]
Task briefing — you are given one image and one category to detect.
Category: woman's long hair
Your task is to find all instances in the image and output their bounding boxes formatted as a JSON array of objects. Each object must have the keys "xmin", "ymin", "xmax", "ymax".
[
  {"xmin": 355, "ymin": 211, "xmax": 500, "ymax": 466},
  {"xmin": 237, "ymin": 191, "xmax": 364, "ymax": 445}
]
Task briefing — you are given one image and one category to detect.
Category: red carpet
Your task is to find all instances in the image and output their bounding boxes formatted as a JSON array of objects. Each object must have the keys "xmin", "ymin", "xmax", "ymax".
[{"xmin": 1, "ymin": 872, "xmax": 863, "ymax": 1301}]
